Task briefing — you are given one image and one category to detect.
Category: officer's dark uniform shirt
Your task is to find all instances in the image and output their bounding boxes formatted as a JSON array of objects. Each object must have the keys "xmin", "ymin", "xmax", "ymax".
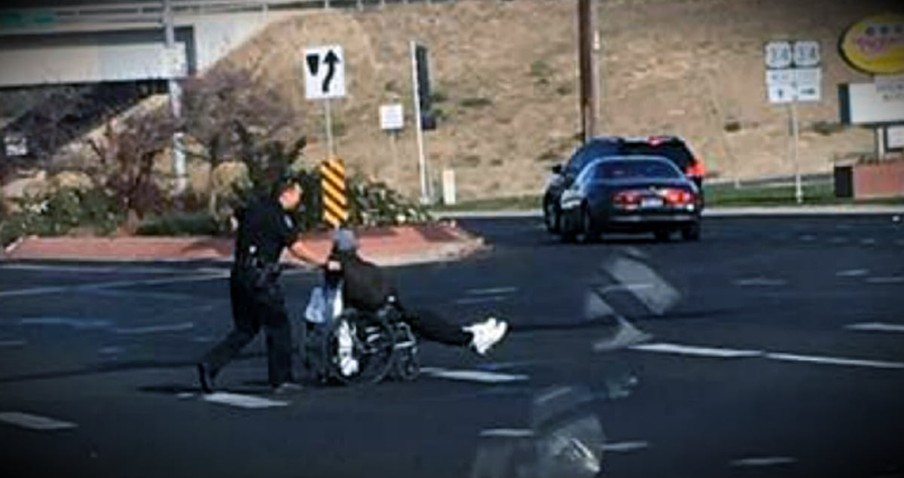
[{"xmin": 234, "ymin": 197, "xmax": 298, "ymax": 265}]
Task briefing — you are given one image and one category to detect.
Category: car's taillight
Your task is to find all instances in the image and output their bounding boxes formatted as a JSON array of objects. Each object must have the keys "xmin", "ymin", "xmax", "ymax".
[
  {"xmin": 686, "ymin": 158, "xmax": 705, "ymax": 177},
  {"xmin": 613, "ymin": 191, "xmax": 641, "ymax": 206},
  {"xmin": 661, "ymin": 188, "xmax": 695, "ymax": 205}
]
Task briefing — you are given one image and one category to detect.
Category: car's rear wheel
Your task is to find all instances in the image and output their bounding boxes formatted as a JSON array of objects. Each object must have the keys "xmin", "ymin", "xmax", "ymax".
[
  {"xmin": 544, "ymin": 201, "xmax": 560, "ymax": 234},
  {"xmin": 654, "ymin": 230, "xmax": 672, "ymax": 242},
  {"xmin": 681, "ymin": 223, "xmax": 701, "ymax": 241}
]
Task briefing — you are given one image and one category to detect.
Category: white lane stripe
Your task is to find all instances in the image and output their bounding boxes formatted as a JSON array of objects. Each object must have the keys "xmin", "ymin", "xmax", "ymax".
[
  {"xmin": 201, "ymin": 392, "xmax": 289, "ymax": 409},
  {"xmin": 19, "ymin": 317, "xmax": 114, "ymax": 330},
  {"xmin": 836, "ymin": 269, "xmax": 869, "ymax": 277},
  {"xmin": 480, "ymin": 428, "xmax": 535, "ymax": 438},
  {"xmin": 454, "ymin": 296, "xmax": 508, "ymax": 305},
  {"xmin": 799, "ymin": 235, "xmax": 816, "ymax": 242},
  {"xmin": 0, "ymin": 273, "xmax": 227, "ymax": 298},
  {"xmin": 860, "ymin": 238, "xmax": 877, "ymax": 245},
  {"xmin": 734, "ymin": 278, "xmax": 788, "ymax": 287},
  {"xmin": 602, "ymin": 441, "xmax": 651, "ymax": 453},
  {"xmin": 0, "ymin": 264, "xmax": 189, "ymax": 274},
  {"xmin": 0, "ymin": 340, "xmax": 27, "ymax": 348},
  {"xmin": 829, "ymin": 237, "xmax": 849, "ymax": 244},
  {"xmin": 422, "ymin": 367, "xmax": 529, "ymax": 383},
  {"xmin": 0, "ymin": 412, "xmax": 77, "ymax": 430},
  {"xmin": 630, "ymin": 343, "xmax": 763, "ymax": 358},
  {"xmin": 866, "ymin": 276, "xmax": 904, "ymax": 284},
  {"xmin": 731, "ymin": 457, "xmax": 797, "ymax": 467},
  {"xmin": 467, "ymin": 287, "xmax": 519, "ymax": 296},
  {"xmin": 765, "ymin": 353, "xmax": 904, "ymax": 370},
  {"xmin": 115, "ymin": 322, "xmax": 195, "ymax": 335},
  {"xmin": 846, "ymin": 322, "xmax": 904, "ymax": 333},
  {"xmin": 598, "ymin": 283, "xmax": 654, "ymax": 294}
]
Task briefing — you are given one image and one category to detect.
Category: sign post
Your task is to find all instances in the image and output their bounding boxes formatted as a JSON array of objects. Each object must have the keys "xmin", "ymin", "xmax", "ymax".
[
  {"xmin": 380, "ymin": 103, "xmax": 404, "ymax": 186},
  {"xmin": 765, "ymin": 40, "xmax": 822, "ymax": 204},
  {"xmin": 410, "ymin": 41, "xmax": 430, "ymax": 204},
  {"xmin": 304, "ymin": 45, "xmax": 346, "ymax": 158}
]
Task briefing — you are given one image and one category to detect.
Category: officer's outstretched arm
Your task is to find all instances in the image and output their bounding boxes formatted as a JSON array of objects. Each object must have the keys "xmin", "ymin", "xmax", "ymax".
[{"xmin": 288, "ymin": 239, "xmax": 325, "ymax": 267}]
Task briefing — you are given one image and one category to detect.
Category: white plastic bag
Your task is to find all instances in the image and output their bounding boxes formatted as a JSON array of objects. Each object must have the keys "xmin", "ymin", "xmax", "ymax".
[{"xmin": 304, "ymin": 283, "xmax": 344, "ymax": 324}]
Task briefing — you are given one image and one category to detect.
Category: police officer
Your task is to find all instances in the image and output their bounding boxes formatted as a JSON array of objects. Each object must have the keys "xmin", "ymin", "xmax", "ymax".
[{"xmin": 197, "ymin": 172, "xmax": 324, "ymax": 394}]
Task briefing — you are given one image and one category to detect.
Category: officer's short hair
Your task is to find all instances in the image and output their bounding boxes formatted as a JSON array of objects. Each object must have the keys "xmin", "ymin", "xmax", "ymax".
[{"xmin": 272, "ymin": 171, "xmax": 303, "ymax": 197}]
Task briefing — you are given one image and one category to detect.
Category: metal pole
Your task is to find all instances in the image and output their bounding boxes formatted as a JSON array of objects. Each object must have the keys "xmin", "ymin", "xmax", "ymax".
[
  {"xmin": 411, "ymin": 40, "xmax": 429, "ymax": 204},
  {"xmin": 591, "ymin": 0, "xmax": 601, "ymax": 133},
  {"xmin": 325, "ymin": 99, "xmax": 335, "ymax": 158},
  {"xmin": 163, "ymin": 0, "xmax": 186, "ymax": 195},
  {"xmin": 578, "ymin": 0, "xmax": 598, "ymax": 143},
  {"xmin": 791, "ymin": 99, "xmax": 802, "ymax": 204},
  {"xmin": 876, "ymin": 127, "xmax": 887, "ymax": 160}
]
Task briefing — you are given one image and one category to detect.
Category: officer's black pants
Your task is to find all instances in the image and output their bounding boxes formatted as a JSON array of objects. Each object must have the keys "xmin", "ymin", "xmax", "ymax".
[{"xmin": 202, "ymin": 274, "xmax": 293, "ymax": 387}]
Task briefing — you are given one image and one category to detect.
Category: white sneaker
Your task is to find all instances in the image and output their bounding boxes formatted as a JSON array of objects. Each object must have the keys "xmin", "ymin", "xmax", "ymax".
[{"xmin": 468, "ymin": 317, "xmax": 508, "ymax": 355}]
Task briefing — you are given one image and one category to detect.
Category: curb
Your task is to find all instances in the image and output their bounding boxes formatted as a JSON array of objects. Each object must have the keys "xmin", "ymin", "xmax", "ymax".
[
  {"xmin": 434, "ymin": 206, "xmax": 904, "ymax": 219},
  {"xmin": 0, "ymin": 224, "xmax": 487, "ymax": 267}
]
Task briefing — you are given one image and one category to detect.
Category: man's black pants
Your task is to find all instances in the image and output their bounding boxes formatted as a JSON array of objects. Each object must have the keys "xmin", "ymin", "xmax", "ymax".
[
  {"xmin": 201, "ymin": 272, "xmax": 293, "ymax": 387},
  {"xmin": 400, "ymin": 307, "xmax": 471, "ymax": 347}
]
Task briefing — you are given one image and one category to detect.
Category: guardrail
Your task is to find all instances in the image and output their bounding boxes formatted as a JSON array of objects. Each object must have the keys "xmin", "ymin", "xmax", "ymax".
[{"xmin": 0, "ymin": 0, "xmax": 456, "ymax": 28}]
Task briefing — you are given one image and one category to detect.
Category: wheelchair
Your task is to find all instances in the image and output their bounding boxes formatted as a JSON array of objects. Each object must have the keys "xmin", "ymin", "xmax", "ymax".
[{"xmin": 302, "ymin": 302, "xmax": 420, "ymax": 386}]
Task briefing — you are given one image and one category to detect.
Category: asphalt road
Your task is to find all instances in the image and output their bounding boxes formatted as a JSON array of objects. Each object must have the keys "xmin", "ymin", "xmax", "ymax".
[{"xmin": 1, "ymin": 215, "xmax": 903, "ymax": 478}]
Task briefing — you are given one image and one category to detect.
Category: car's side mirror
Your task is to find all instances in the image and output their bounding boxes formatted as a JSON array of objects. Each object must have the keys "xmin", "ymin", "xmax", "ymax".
[{"xmin": 551, "ymin": 164, "xmax": 563, "ymax": 175}]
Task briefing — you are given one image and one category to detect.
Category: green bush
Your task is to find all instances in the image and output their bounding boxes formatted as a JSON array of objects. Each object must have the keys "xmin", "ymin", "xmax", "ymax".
[
  {"xmin": 346, "ymin": 176, "xmax": 433, "ymax": 227},
  {"xmin": 460, "ymin": 97, "xmax": 493, "ymax": 108},
  {"xmin": 136, "ymin": 212, "xmax": 222, "ymax": 236},
  {"xmin": 0, "ymin": 186, "xmax": 121, "ymax": 247}
]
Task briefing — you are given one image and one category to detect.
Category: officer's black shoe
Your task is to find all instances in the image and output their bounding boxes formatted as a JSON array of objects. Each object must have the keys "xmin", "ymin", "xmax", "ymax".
[
  {"xmin": 271, "ymin": 381, "xmax": 303, "ymax": 396},
  {"xmin": 197, "ymin": 363, "xmax": 215, "ymax": 394}
]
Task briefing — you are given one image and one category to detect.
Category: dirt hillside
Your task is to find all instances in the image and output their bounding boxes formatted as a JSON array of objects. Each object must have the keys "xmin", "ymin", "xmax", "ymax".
[{"xmin": 211, "ymin": 0, "xmax": 898, "ymax": 200}]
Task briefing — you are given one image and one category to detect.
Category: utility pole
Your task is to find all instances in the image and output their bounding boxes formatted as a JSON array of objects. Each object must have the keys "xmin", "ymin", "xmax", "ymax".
[
  {"xmin": 578, "ymin": 0, "xmax": 599, "ymax": 143},
  {"xmin": 163, "ymin": 0, "xmax": 187, "ymax": 195}
]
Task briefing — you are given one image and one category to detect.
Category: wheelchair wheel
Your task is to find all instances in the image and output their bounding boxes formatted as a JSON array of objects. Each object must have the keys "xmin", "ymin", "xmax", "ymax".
[{"xmin": 326, "ymin": 314, "xmax": 397, "ymax": 386}]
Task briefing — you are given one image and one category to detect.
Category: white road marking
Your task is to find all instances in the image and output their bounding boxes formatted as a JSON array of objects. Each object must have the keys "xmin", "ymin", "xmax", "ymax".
[
  {"xmin": 630, "ymin": 343, "xmax": 763, "ymax": 359},
  {"xmin": 860, "ymin": 238, "xmax": 877, "ymax": 245},
  {"xmin": 422, "ymin": 367, "xmax": 529, "ymax": 384},
  {"xmin": 177, "ymin": 392, "xmax": 196, "ymax": 399},
  {"xmin": 598, "ymin": 283, "xmax": 654, "ymax": 294},
  {"xmin": 765, "ymin": 353, "xmax": 904, "ymax": 370},
  {"xmin": 98, "ymin": 346, "xmax": 124, "ymax": 355},
  {"xmin": 115, "ymin": 322, "xmax": 195, "ymax": 335},
  {"xmin": 603, "ymin": 257, "xmax": 680, "ymax": 316},
  {"xmin": 602, "ymin": 441, "xmax": 651, "ymax": 453},
  {"xmin": 731, "ymin": 457, "xmax": 797, "ymax": 467},
  {"xmin": 799, "ymin": 235, "xmax": 816, "ymax": 242},
  {"xmin": 18, "ymin": 317, "xmax": 113, "ymax": 330},
  {"xmin": 454, "ymin": 296, "xmax": 508, "ymax": 305},
  {"xmin": 836, "ymin": 269, "xmax": 869, "ymax": 277},
  {"xmin": 734, "ymin": 278, "xmax": 788, "ymax": 287},
  {"xmin": 0, "ymin": 264, "xmax": 191, "ymax": 274},
  {"xmin": 480, "ymin": 428, "xmax": 535, "ymax": 438},
  {"xmin": 87, "ymin": 289, "xmax": 196, "ymax": 301},
  {"xmin": 0, "ymin": 340, "xmax": 27, "ymax": 348},
  {"xmin": 829, "ymin": 237, "xmax": 849, "ymax": 244},
  {"xmin": 192, "ymin": 336, "xmax": 214, "ymax": 343},
  {"xmin": 866, "ymin": 276, "xmax": 904, "ymax": 284},
  {"xmin": 535, "ymin": 386, "xmax": 574, "ymax": 405},
  {"xmin": 0, "ymin": 273, "xmax": 227, "ymax": 299},
  {"xmin": 201, "ymin": 392, "xmax": 289, "ymax": 409},
  {"xmin": 846, "ymin": 322, "xmax": 904, "ymax": 334},
  {"xmin": 466, "ymin": 287, "xmax": 519, "ymax": 296},
  {"xmin": 0, "ymin": 412, "xmax": 77, "ymax": 430}
]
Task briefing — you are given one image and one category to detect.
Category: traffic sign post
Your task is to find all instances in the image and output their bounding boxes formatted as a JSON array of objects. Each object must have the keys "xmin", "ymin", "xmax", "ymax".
[
  {"xmin": 765, "ymin": 40, "xmax": 822, "ymax": 204},
  {"xmin": 304, "ymin": 45, "xmax": 346, "ymax": 158}
]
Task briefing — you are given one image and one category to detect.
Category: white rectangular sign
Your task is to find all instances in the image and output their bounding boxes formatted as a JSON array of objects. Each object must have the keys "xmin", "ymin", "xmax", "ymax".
[
  {"xmin": 793, "ymin": 40, "xmax": 821, "ymax": 67},
  {"xmin": 379, "ymin": 104, "xmax": 404, "ymax": 131},
  {"xmin": 887, "ymin": 125, "xmax": 904, "ymax": 150},
  {"xmin": 304, "ymin": 45, "xmax": 345, "ymax": 100},
  {"xmin": 794, "ymin": 67, "xmax": 822, "ymax": 102},
  {"xmin": 842, "ymin": 82, "xmax": 904, "ymax": 124}
]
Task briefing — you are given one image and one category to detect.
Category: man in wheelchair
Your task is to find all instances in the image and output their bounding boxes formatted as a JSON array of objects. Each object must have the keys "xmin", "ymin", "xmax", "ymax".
[{"xmin": 305, "ymin": 228, "xmax": 508, "ymax": 382}]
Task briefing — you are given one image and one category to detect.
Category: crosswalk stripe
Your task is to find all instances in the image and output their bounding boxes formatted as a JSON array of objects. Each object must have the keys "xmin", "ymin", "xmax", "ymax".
[
  {"xmin": 0, "ymin": 412, "xmax": 77, "ymax": 430},
  {"xmin": 201, "ymin": 392, "xmax": 289, "ymax": 409},
  {"xmin": 422, "ymin": 367, "xmax": 528, "ymax": 383}
]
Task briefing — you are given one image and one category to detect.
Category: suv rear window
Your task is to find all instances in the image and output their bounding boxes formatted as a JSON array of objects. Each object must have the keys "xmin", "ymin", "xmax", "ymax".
[
  {"xmin": 566, "ymin": 140, "xmax": 621, "ymax": 175},
  {"xmin": 621, "ymin": 140, "xmax": 694, "ymax": 171}
]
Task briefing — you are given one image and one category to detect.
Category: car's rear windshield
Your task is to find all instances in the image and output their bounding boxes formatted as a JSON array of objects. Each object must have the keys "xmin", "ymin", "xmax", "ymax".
[
  {"xmin": 595, "ymin": 159, "xmax": 683, "ymax": 180},
  {"xmin": 621, "ymin": 141, "xmax": 693, "ymax": 169}
]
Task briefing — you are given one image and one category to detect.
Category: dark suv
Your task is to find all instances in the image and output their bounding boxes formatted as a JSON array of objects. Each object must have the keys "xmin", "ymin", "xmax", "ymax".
[{"xmin": 542, "ymin": 136, "xmax": 705, "ymax": 233}]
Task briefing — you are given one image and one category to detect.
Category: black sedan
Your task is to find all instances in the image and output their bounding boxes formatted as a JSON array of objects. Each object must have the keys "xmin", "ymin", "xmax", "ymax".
[{"xmin": 558, "ymin": 156, "xmax": 703, "ymax": 243}]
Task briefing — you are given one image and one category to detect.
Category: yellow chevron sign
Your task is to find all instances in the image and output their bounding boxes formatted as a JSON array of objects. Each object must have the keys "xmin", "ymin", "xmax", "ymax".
[{"xmin": 320, "ymin": 158, "xmax": 348, "ymax": 228}]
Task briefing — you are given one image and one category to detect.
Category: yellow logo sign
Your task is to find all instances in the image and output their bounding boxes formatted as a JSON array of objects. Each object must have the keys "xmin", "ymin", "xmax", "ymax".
[{"xmin": 840, "ymin": 13, "xmax": 904, "ymax": 75}]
